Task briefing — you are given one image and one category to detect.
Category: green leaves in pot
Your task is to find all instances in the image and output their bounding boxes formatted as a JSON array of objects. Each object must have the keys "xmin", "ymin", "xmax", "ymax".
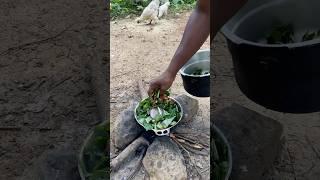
[
  {"xmin": 136, "ymin": 90, "xmax": 181, "ymax": 130},
  {"xmin": 211, "ymin": 130, "xmax": 229, "ymax": 180}
]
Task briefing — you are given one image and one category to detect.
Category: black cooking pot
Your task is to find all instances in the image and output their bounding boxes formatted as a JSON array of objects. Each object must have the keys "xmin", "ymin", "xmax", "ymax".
[
  {"xmin": 180, "ymin": 49, "xmax": 210, "ymax": 97},
  {"xmin": 221, "ymin": 0, "xmax": 320, "ymax": 113}
]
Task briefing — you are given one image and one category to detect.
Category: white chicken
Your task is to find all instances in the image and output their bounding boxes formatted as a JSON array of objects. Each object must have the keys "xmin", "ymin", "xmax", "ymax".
[
  {"xmin": 135, "ymin": 0, "xmax": 160, "ymax": 25},
  {"xmin": 158, "ymin": 1, "xmax": 170, "ymax": 19}
]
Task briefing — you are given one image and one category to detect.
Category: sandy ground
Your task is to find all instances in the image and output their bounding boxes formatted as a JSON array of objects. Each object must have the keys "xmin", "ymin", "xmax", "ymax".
[
  {"xmin": 213, "ymin": 33, "xmax": 320, "ymax": 180},
  {"xmin": 110, "ymin": 11, "xmax": 210, "ymax": 129},
  {"xmin": 0, "ymin": 0, "xmax": 107, "ymax": 179},
  {"xmin": 110, "ymin": 11, "xmax": 210, "ymax": 179}
]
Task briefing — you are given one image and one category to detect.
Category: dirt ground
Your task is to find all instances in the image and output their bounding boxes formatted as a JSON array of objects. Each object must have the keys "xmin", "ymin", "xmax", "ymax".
[
  {"xmin": 213, "ymin": 33, "xmax": 320, "ymax": 180},
  {"xmin": 0, "ymin": 0, "xmax": 107, "ymax": 179},
  {"xmin": 110, "ymin": 11, "xmax": 210, "ymax": 179},
  {"xmin": 110, "ymin": 11, "xmax": 210, "ymax": 130}
]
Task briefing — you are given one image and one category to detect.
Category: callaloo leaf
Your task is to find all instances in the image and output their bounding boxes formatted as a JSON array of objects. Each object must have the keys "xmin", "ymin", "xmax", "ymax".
[
  {"xmin": 143, "ymin": 123, "xmax": 153, "ymax": 130},
  {"xmin": 138, "ymin": 117, "xmax": 147, "ymax": 125},
  {"xmin": 170, "ymin": 121, "xmax": 177, "ymax": 126},
  {"xmin": 302, "ymin": 31, "xmax": 316, "ymax": 41},
  {"xmin": 161, "ymin": 116, "xmax": 176, "ymax": 128},
  {"xmin": 267, "ymin": 24, "xmax": 294, "ymax": 44},
  {"xmin": 145, "ymin": 117, "xmax": 152, "ymax": 123},
  {"xmin": 136, "ymin": 90, "xmax": 181, "ymax": 130},
  {"xmin": 157, "ymin": 123, "xmax": 164, "ymax": 129}
]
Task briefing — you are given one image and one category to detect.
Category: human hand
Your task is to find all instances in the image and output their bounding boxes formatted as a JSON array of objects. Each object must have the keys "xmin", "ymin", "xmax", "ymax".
[{"xmin": 148, "ymin": 70, "xmax": 176, "ymax": 96}]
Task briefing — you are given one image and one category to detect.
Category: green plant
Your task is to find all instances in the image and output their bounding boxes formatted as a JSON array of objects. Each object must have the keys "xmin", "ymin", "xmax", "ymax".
[
  {"xmin": 82, "ymin": 123, "xmax": 109, "ymax": 180},
  {"xmin": 136, "ymin": 90, "xmax": 181, "ymax": 130},
  {"xmin": 110, "ymin": 0, "xmax": 197, "ymax": 18},
  {"xmin": 171, "ymin": 0, "xmax": 196, "ymax": 11},
  {"xmin": 212, "ymin": 130, "xmax": 229, "ymax": 180},
  {"xmin": 302, "ymin": 30, "xmax": 320, "ymax": 42},
  {"xmin": 266, "ymin": 24, "xmax": 294, "ymax": 44}
]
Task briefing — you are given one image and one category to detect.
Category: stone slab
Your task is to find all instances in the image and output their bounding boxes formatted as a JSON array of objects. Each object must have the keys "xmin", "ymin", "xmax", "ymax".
[{"xmin": 213, "ymin": 103, "xmax": 284, "ymax": 180}]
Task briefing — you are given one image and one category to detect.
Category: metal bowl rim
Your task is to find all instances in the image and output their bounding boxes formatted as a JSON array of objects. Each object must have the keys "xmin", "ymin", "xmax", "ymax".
[
  {"xmin": 134, "ymin": 96, "xmax": 184, "ymax": 134},
  {"xmin": 221, "ymin": 0, "xmax": 320, "ymax": 48},
  {"xmin": 179, "ymin": 60, "xmax": 210, "ymax": 78},
  {"xmin": 213, "ymin": 124, "xmax": 233, "ymax": 180}
]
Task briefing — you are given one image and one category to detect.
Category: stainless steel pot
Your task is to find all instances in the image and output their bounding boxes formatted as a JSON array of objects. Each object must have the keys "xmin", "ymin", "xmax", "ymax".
[{"xmin": 134, "ymin": 97, "xmax": 183, "ymax": 136}]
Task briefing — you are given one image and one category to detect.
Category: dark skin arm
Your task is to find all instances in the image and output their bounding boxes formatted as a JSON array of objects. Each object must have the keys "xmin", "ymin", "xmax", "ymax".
[
  {"xmin": 213, "ymin": 0, "xmax": 248, "ymax": 37},
  {"xmin": 148, "ymin": 0, "xmax": 247, "ymax": 95}
]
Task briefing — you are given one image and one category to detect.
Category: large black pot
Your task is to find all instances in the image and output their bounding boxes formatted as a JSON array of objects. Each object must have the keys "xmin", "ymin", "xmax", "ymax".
[
  {"xmin": 180, "ymin": 49, "xmax": 210, "ymax": 97},
  {"xmin": 221, "ymin": 0, "xmax": 320, "ymax": 113}
]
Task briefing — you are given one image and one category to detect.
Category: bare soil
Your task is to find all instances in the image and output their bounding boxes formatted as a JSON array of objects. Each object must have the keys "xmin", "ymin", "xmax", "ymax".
[
  {"xmin": 110, "ymin": 11, "xmax": 210, "ymax": 127},
  {"xmin": 0, "ymin": 0, "xmax": 107, "ymax": 179}
]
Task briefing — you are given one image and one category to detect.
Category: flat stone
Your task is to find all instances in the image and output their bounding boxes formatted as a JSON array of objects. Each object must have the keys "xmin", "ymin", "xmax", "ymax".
[
  {"xmin": 212, "ymin": 103, "xmax": 284, "ymax": 180},
  {"xmin": 112, "ymin": 102, "xmax": 144, "ymax": 150},
  {"xmin": 143, "ymin": 137, "xmax": 187, "ymax": 180}
]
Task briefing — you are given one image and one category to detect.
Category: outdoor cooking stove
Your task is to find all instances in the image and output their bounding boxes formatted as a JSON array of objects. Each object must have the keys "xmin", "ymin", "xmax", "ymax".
[{"xmin": 110, "ymin": 81, "xmax": 210, "ymax": 180}]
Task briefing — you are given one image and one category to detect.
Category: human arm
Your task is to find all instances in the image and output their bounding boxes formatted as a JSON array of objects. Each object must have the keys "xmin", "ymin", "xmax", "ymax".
[{"xmin": 148, "ymin": 0, "xmax": 210, "ymax": 94}]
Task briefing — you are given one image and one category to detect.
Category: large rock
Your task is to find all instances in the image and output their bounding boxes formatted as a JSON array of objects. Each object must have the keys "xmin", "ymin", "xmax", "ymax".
[
  {"xmin": 213, "ymin": 103, "xmax": 284, "ymax": 180},
  {"xmin": 112, "ymin": 102, "xmax": 144, "ymax": 150},
  {"xmin": 143, "ymin": 137, "xmax": 187, "ymax": 180},
  {"xmin": 174, "ymin": 94, "xmax": 199, "ymax": 124},
  {"xmin": 111, "ymin": 136, "xmax": 150, "ymax": 180}
]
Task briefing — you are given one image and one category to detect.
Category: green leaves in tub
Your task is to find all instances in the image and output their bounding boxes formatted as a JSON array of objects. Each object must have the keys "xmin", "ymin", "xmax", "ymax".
[
  {"xmin": 266, "ymin": 24, "xmax": 294, "ymax": 44},
  {"xmin": 192, "ymin": 68, "xmax": 209, "ymax": 76},
  {"xmin": 302, "ymin": 30, "xmax": 320, "ymax": 42},
  {"xmin": 212, "ymin": 131, "xmax": 230, "ymax": 180}
]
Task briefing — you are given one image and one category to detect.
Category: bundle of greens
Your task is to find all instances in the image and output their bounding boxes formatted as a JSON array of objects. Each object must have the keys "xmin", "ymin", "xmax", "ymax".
[
  {"xmin": 192, "ymin": 68, "xmax": 209, "ymax": 76},
  {"xmin": 136, "ymin": 90, "xmax": 181, "ymax": 130},
  {"xmin": 302, "ymin": 30, "xmax": 320, "ymax": 42},
  {"xmin": 266, "ymin": 24, "xmax": 294, "ymax": 44},
  {"xmin": 212, "ymin": 131, "xmax": 229, "ymax": 180},
  {"xmin": 266, "ymin": 23, "xmax": 320, "ymax": 44}
]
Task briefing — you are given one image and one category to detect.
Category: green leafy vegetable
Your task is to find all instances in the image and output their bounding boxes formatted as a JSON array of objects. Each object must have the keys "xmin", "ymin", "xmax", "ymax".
[
  {"xmin": 191, "ymin": 68, "xmax": 209, "ymax": 76},
  {"xmin": 81, "ymin": 123, "xmax": 108, "ymax": 180},
  {"xmin": 212, "ymin": 129, "xmax": 230, "ymax": 180},
  {"xmin": 136, "ymin": 89, "xmax": 181, "ymax": 130},
  {"xmin": 266, "ymin": 24, "xmax": 294, "ymax": 44},
  {"xmin": 266, "ymin": 23, "xmax": 320, "ymax": 43},
  {"xmin": 192, "ymin": 68, "xmax": 203, "ymax": 75},
  {"xmin": 302, "ymin": 30, "xmax": 320, "ymax": 42}
]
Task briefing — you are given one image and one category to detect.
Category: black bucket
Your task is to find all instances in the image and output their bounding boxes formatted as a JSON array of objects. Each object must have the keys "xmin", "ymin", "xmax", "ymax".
[
  {"xmin": 221, "ymin": 0, "xmax": 320, "ymax": 113},
  {"xmin": 180, "ymin": 49, "xmax": 210, "ymax": 97}
]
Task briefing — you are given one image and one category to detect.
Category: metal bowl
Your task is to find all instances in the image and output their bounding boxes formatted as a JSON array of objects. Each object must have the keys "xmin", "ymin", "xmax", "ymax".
[
  {"xmin": 134, "ymin": 97, "xmax": 183, "ymax": 136},
  {"xmin": 213, "ymin": 124, "xmax": 232, "ymax": 180},
  {"xmin": 180, "ymin": 49, "xmax": 210, "ymax": 97}
]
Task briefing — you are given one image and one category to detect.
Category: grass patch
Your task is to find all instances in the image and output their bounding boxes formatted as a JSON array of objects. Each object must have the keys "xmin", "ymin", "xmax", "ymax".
[{"xmin": 111, "ymin": 0, "xmax": 196, "ymax": 19}]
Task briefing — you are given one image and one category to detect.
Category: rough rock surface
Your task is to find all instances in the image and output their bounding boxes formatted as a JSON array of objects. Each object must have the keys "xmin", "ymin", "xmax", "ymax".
[
  {"xmin": 112, "ymin": 102, "xmax": 144, "ymax": 150},
  {"xmin": 111, "ymin": 136, "xmax": 149, "ymax": 180},
  {"xmin": 174, "ymin": 94, "xmax": 199, "ymax": 124},
  {"xmin": 213, "ymin": 103, "xmax": 284, "ymax": 180},
  {"xmin": 143, "ymin": 137, "xmax": 188, "ymax": 180}
]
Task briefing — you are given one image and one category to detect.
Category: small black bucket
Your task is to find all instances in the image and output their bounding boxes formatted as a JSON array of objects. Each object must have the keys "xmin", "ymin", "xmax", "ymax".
[{"xmin": 180, "ymin": 49, "xmax": 210, "ymax": 97}]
